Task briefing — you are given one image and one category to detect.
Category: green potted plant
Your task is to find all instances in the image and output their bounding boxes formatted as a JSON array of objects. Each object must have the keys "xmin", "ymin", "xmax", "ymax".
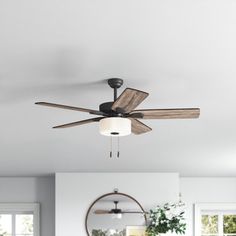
[{"xmin": 146, "ymin": 202, "xmax": 186, "ymax": 236}]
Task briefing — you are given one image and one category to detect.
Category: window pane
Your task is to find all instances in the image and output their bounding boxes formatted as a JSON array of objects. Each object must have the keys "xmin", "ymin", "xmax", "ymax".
[
  {"xmin": 0, "ymin": 214, "xmax": 12, "ymax": 236},
  {"xmin": 201, "ymin": 215, "xmax": 218, "ymax": 234},
  {"xmin": 16, "ymin": 214, "xmax": 33, "ymax": 236},
  {"xmin": 224, "ymin": 215, "xmax": 236, "ymax": 234}
]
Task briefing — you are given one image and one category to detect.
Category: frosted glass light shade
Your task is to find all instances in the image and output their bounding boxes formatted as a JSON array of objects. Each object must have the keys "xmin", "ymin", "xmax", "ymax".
[
  {"xmin": 111, "ymin": 213, "xmax": 122, "ymax": 219},
  {"xmin": 99, "ymin": 117, "xmax": 131, "ymax": 136}
]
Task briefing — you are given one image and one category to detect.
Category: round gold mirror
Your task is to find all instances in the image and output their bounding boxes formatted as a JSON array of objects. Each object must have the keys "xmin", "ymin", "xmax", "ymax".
[{"xmin": 85, "ymin": 190, "xmax": 147, "ymax": 236}]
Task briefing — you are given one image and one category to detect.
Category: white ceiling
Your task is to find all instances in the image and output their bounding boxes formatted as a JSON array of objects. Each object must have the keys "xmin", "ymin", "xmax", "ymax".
[{"xmin": 0, "ymin": 0, "xmax": 236, "ymax": 176}]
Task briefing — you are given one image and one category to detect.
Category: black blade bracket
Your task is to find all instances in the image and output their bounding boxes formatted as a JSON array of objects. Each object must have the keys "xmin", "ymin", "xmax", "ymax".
[
  {"xmin": 89, "ymin": 110, "xmax": 107, "ymax": 116},
  {"xmin": 126, "ymin": 112, "xmax": 144, "ymax": 118}
]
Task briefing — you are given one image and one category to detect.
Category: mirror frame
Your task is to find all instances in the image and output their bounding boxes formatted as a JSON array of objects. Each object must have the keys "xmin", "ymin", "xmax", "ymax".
[{"xmin": 85, "ymin": 191, "xmax": 147, "ymax": 236}]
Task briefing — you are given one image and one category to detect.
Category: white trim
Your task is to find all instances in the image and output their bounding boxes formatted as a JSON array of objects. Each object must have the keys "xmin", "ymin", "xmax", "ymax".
[
  {"xmin": 0, "ymin": 203, "xmax": 40, "ymax": 236},
  {"xmin": 194, "ymin": 203, "xmax": 236, "ymax": 236},
  {"xmin": 218, "ymin": 213, "xmax": 223, "ymax": 236}
]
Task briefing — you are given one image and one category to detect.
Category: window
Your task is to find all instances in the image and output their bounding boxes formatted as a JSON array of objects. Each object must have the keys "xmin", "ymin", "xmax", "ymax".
[
  {"xmin": 195, "ymin": 203, "xmax": 236, "ymax": 236},
  {"xmin": 0, "ymin": 204, "xmax": 39, "ymax": 236}
]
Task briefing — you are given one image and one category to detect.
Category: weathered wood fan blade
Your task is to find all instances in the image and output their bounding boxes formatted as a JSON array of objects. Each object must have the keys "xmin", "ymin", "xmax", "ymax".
[
  {"xmin": 94, "ymin": 210, "xmax": 111, "ymax": 214},
  {"xmin": 53, "ymin": 117, "xmax": 103, "ymax": 129},
  {"xmin": 111, "ymin": 88, "xmax": 149, "ymax": 114},
  {"xmin": 129, "ymin": 118, "xmax": 152, "ymax": 135},
  {"xmin": 130, "ymin": 108, "xmax": 200, "ymax": 119},
  {"xmin": 35, "ymin": 102, "xmax": 103, "ymax": 115}
]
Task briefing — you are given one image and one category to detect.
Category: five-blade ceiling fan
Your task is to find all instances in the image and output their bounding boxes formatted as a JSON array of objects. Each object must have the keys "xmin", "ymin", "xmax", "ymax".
[
  {"xmin": 94, "ymin": 201, "xmax": 145, "ymax": 216},
  {"xmin": 35, "ymin": 78, "xmax": 200, "ymax": 135}
]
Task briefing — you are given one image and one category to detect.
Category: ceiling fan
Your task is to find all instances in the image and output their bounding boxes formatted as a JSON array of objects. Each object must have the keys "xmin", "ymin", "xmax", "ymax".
[
  {"xmin": 94, "ymin": 201, "xmax": 145, "ymax": 217},
  {"xmin": 35, "ymin": 78, "xmax": 200, "ymax": 135}
]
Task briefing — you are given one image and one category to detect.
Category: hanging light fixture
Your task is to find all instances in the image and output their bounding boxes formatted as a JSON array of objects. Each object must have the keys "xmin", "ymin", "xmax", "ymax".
[
  {"xmin": 99, "ymin": 117, "xmax": 131, "ymax": 136},
  {"xmin": 111, "ymin": 213, "xmax": 122, "ymax": 219},
  {"xmin": 111, "ymin": 201, "xmax": 123, "ymax": 219}
]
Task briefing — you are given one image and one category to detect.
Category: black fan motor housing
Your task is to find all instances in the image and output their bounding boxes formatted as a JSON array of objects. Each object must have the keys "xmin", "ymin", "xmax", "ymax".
[
  {"xmin": 99, "ymin": 102, "xmax": 113, "ymax": 113},
  {"xmin": 111, "ymin": 208, "xmax": 122, "ymax": 214},
  {"xmin": 99, "ymin": 102, "xmax": 125, "ymax": 117}
]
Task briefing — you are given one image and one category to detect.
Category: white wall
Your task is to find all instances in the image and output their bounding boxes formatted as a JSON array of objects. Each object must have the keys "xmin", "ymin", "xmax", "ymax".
[
  {"xmin": 56, "ymin": 173, "xmax": 179, "ymax": 236},
  {"xmin": 0, "ymin": 177, "xmax": 55, "ymax": 236},
  {"xmin": 0, "ymin": 174, "xmax": 235, "ymax": 236},
  {"xmin": 180, "ymin": 177, "xmax": 236, "ymax": 236}
]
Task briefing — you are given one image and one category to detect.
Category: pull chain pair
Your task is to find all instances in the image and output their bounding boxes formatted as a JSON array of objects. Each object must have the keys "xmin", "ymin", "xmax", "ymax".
[{"xmin": 109, "ymin": 136, "xmax": 120, "ymax": 158}]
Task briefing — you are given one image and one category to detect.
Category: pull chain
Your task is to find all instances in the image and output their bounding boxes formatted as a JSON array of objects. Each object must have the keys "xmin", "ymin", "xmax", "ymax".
[
  {"xmin": 110, "ymin": 136, "xmax": 113, "ymax": 158},
  {"xmin": 117, "ymin": 136, "xmax": 120, "ymax": 158},
  {"xmin": 109, "ymin": 136, "xmax": 120, "ymax": 158}
]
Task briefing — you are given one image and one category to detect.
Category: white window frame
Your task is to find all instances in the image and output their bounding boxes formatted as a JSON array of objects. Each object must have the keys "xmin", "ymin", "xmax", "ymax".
[
  {"xmin": 0, "ymin": 203, "xmax": 40, "ymax": 236},
  {"xmin": 194, "ymin": 203, "xmax": 236, "ymax": 236}
]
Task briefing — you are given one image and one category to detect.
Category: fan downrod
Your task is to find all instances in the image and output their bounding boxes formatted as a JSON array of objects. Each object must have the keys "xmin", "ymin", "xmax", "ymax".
[{"xmin": 108, "ymin": 78, "xmax": 123, "ymax": 101}]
